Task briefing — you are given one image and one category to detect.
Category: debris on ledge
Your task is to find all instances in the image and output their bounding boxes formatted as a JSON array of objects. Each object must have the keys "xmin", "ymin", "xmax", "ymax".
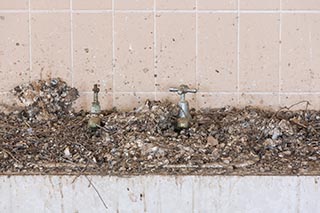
[
  {"xmin": 0, "ymin": 79, "xmax": 319, "ymax": 176},
  {"xmin": 12, "ymin": 78, "xmax": 79, "ymax": 121}
]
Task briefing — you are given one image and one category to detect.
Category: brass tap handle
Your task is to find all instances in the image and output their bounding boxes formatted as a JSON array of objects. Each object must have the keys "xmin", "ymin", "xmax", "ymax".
[
  {"xmin": 91, "ymin": 84, "xmax": 101, "ymax": 114},
  {"xmin": 92, "ymin": 84, "xmax": 100, "ymax": 93},
  {"xmin": 92, "ymin": 84, "xmax": 100, "ymax": 104},
  {"xmin": 169, "ymin": 84, "xmax": 197, "ymax": 95}
]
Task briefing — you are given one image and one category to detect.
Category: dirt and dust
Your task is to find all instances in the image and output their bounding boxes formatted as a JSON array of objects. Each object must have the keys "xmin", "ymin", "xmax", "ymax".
[{"xmin": 0, "ymin": 79, "xmax": 319, "ymax": 176}]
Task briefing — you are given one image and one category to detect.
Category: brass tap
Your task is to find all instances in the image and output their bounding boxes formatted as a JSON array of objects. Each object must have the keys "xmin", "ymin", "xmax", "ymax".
[
  {"xmin": 88, "ymin": 84, "xmax": 101, "ymax": 129},
  {"xmin": 91, "ymin": 84, "xmax": 101, "ymax": 114},
  {"xmin": 169, "ymin": 84, "xmax": 197, "ymax": 129}
]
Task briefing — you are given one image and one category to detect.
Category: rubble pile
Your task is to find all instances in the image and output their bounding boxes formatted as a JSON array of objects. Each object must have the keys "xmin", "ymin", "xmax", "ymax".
[
  {"xmin": 0, "ymin": 101, "xmax": 319, "ymax": 175},
  {"xmin": 0, "ymin": 79, "xmax": 319, "ymax": 176},
  {"xmin": 12, "ymin": 78, "xmax": 79, "ymax": 121}
]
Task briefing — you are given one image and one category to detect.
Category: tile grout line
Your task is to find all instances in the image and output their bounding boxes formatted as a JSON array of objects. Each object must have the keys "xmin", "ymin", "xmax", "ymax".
[
  {"xmin": 154, "ymin": 0, "xmax": 157, "ymax": 100},
  {"xmin": 70, "ymin": 0, "xmax": 74, "ymax": 87},
  {"xmin": 279, "ymin": 0, "xmax": 282, "ymax": 106},
  {"xmin": 112, "ymin": 0, "xmax": 115, "ymax": 106},
  {"xmin": 3, "ymin": 90, "xmax": 320, "ymax": 95},
  {"xmin": 28, "ymin": 0, "xmax": 32, "ymax": 81},
  {"xmin": 4, "ymin": 9, "xmax": 320, "ymax": 13},
  {"xmin": 78, "ymin": 91, "xmax": 320, "ymax": 95},
  {"xmin": 195, "ymin": 0, "xmax": 198, "ymax": 108},
  {"xmin": 237, "ymin": 0, "xmax": 240, "ymax": 104}
]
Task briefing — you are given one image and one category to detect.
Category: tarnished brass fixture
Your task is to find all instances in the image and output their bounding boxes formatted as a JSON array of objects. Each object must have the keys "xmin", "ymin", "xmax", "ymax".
[{"xmin": 88, "ymin": 84, "xmax": 101, "ymax": 129}]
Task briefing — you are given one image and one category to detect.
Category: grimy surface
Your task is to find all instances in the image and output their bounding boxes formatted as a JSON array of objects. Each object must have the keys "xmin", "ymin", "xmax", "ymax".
[{"xmin": 0, "ymin": 79, "xmax": 319, "ymax": 176}]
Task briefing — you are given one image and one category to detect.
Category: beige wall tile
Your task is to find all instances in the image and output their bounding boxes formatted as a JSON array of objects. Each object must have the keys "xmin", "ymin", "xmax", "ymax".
[
  {"xmin": 0, "ymin": 0, "xmax": 28, "ymax": 9},
  {"xmin": 31, "ymin": 13, "xmax": 71, "ymax": 83},
  {"xmin": 281, "ymin": 14, "xmax": 320, "ymax": 92},
  {"xmin": 198, "ymin": 0, "xmax": 237, "ymax": 10},
  {"xmin": 239, "ymin": 93, "xmax": 279, "ymax": 109},
  {"xmin": 0, "ymin": 13, "xmax": 29, "ymax": 92},
  {"xmin": 239, "ymin": 14, "xmax": 279, "ymax": 92},
  {"xmin": 282, "ymin": 0, "xmax": 320, "ymax": 10},
  {"xmin": 240, "ymin": 0, "xmax": 279, "ymax": 10},
  {"xmin": 2, "ymin": 0, "xmax": 320, "ymax": 111},
  {"xmin": 114, "ymin": 92, "xmax": 155, "ymax": 111},
  {"xmin": 72, "ymin": 0, "xmax": 112, "ymax": 10},
  {"xmin": 198, "ymin": 14, "xmax": 237, "ymax": 92},
  {"xmin": 30, "ymin": 0, "xmax": 70, "ymax": 10},
  {"xmin": 156, "ymin": 13, "xmax": 196, "ymax": 92},
  {"xmin": 114, "ymin": 13, "xmax": 154, "ymax": 92},
  {"xmin": 196, "ymin": 93, "xmax": 237, "ymax": 109},
  {"xmin": 115, "ymin": 0, "xmax": 153, "ymax": 10},
  {"xmin": 280, "ymin": 94, "xmax": 319, "ymax": 110},
  {"xmin": 73, "ymin": 13, "xmax": 113, "ymax": 93},
  {"xmin": 157, "ymin": 0, "xmax": 196, "ymax": 10},
  {"xmin": 74, "ymin": 92, "xmax": 113, "ymax": 111}
]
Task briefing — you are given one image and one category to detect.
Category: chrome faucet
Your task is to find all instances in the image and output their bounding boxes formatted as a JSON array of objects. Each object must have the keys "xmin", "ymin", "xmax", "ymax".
[
  {"xmin": 169, "ymin": 85, "xmax": 197, "ymax": 129},
  {"xmin": 88, "ymin": 84, "xmax": 101, "ymax": 129}
]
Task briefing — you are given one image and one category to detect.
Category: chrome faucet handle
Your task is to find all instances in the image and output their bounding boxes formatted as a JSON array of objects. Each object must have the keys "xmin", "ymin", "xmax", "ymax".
[
  {"xmin": 169, "ymin": 85, "xmax": 197, "ymax": 129},
  {"xmin": 169, "ymin": 84, "xmax": 197, "ymax": 95}
]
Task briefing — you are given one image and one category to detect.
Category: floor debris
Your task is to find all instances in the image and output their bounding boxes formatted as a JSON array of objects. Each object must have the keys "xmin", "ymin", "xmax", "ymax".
[{"xmin": 0, "ymin": 79, "xmax": 319, "ymax": 176}]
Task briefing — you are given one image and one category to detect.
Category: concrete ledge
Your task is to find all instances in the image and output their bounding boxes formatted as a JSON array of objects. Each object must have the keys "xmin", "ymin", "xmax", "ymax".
[{"xmin": 0, "ymin": 176, "xmax": 319, "ymax": 212}]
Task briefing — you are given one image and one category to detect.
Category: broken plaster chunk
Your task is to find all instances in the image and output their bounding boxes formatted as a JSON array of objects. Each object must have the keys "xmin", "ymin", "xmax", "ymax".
[{"xmin": 207, "ymin": 135, "xmax": 219, "ymax": 146}]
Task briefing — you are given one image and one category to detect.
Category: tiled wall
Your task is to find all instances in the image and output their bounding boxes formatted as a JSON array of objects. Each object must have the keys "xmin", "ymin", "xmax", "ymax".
[{"xmin": 1, "ymin": 0, "xmax": 320, "ymax": 111}]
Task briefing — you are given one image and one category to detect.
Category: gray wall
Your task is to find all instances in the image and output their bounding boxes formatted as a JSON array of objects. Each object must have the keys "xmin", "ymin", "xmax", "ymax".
[{"xmin": 0, "ymin": 176, "xmax": 319, "ymax": 212}]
